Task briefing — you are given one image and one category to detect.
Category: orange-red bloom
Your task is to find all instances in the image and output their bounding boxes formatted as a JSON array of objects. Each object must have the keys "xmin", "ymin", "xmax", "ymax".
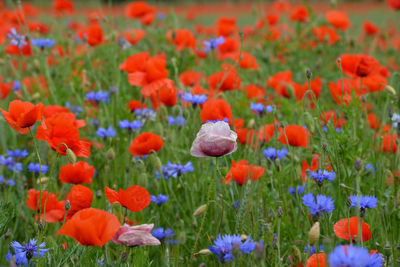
[
  {"xmin": 53, "ymin": 0, "xmax": 74, "ymax": 15},
  {"xmin": 129, "ymin": 132, "xmax": 163, "ymax": 156},
  {"xmin": 0, "ymin": 100, "xmax": 43, "ymax": 134},
  {"xmin": 306, "ymin": 253, "xmax": 326, "ymax": 267},
  {"xmin": 326, "ymin": 10, "xmax": 350, "ymax": 31},
  {"xmin": 66, "ymin": 185, "xmax": 93, "ymax": 218},
  {"xmin": 208, "ymin": 64, "xmax": 241, "ymax": 92},
  {"xmin": 125, "ymin": 1, "xmax": 155, "ymax": 25},
  {"xmin": 26, "ymin": 189, "xmax": 66, "ymax": 223},
  {"xmin": 59, "ymin": 161, "xmax": 95, "ymax": 185},
  {"xmin": 290, "ymin": 5, "xmax": 309, "ymax": 22},
  {"xmin": 363, "ymin": 21, "xmax": 379, "ymax": 35},
  {"xmin": 105, "ymin": 185, "xmax": 150, "ymax": 212},
  {"xmin": 334, "ymin": 217, "xmax": 371, "ymax": 242},
  {"xmin": 200, "ymin": 98, "xmax": 233, "ymax": 124},
  {"xmin": 216, "ymin": 17, "xmax": 237, "ymax": 37},
  {"xmin": 179, "ymin": 71, "xmax": 205, "ymax": 87},
  {"xmin": 224, "ymin": 160, "xmax": 264, "ymax": 185},
  {"xmin": 57, "ymin": 208, "xmax": 121, "ymax": 246},
  {"xmin": 278, "ymin": 125, "xmax": 310, "ymax": 148},
  {"xmin": 167, "ymin": 29, "xmax": 196, "ymax": 51},
  {"xmin": 123, "ymin": 29, "xmax": 145, "ymax": 45}
]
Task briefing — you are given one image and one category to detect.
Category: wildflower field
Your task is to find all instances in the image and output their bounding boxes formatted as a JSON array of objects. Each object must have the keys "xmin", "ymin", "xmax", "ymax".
[{"xmin": 1, "ymin": 0, "xmax": 400, "ymax": 266}]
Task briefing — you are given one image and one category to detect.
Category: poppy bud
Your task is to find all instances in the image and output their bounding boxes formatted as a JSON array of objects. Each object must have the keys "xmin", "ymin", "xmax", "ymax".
[
  {"xmin": 137, "ymin": 173, "xmax": 148, "ymax": 188},
  {"xmin": 106, "ymin": 148, "xmax": 115, "ymax": 160},
  {"xmin": 308, "ymin": 222, "xmax": 320, "ymax": 246},
  {"xmin": 247, "ymin": 119, "xmax": 256, "ymax": 129},
  {"xmin": 154, "ymin": 122, "xmax": 164, "ymax": 136},
  {"xmin": 306, "ymin": 69, "xmax": 312, "ymax": 80},
  {"xmin": 385, "ymin": 85, "xmax": 396, "ymax": 95},
  {"xmin": 178, "ymin": 232, "xmax": 186, "ymax": 244},
  {"xmin": 37, "ymin": 177, "xmax": 49, "ymax": 185},
  {"xmin": 31, "ymin": 92, "xmax": 41, "ymax": 101},
  {"xmin": 292, "ymin": 245, "xmax": 301, "ymax": 262},
  {"xmin": 193, "ymin": 204, "xmax": 207, "ymax": 217},
  {"xmin": 120, "ymin": 251, "xmax": 128, "ymax": 263},
  {"xmin": 353, "ymin": 158, "xmax": 363, "ymax": 171},
  {"xmin": 33, "ymin": 59, "xmax": 41, "ymax": 70},
  {"xmin": 152, "ymin": 155, "xmax": 162, "ymax": 174},
  {"xmin": 197, "ymin": 249, "xmax": 212, "ymax": 255},
  {"xmin": 346, "ymin": 197, "xmax": 352, "ymax": 207},
  {"xmin": 66, "ymin": 148, "xmax": 76, "ymax": 164},
  {"xmin": 303, "ymin": 112, "xmax": 315, "ymax": 133},
  {"xmin": 277, "ymin": 206, "xmax": 283, "ymax": 218},
  {"xmin": 64, "ymin": 200, "xmax": 71, "ymax": 211}
]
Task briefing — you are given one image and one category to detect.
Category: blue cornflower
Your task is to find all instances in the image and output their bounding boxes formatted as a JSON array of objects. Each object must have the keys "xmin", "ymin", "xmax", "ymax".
[
  {"xmin": 86, "ymin": 91, "xmax": 110, "ymax": 103},
  {"xmin": 168, "ymin": 116, "xmax": 186, "ymax": 126},
  {"xmin": 209, "ymin": 234, "xmax": 256, "ymax": 262},
  {"xmin": 365, "ymin": 163, "xmax": 375, "ymax": 173},
  {"xmin": 9, "ymin": 162, "xmax": 23, "ymax": 173},
  {"xmin": 157, "ymin": 12, "xmax": 166, "ymax": 20},
  {"xmin": 263, "ymin": 147, "xmax": 288, "ymax": 160},
  {"xmin": 309, "ymin": 169, "xmax": 335, "ymax": 184},
  {"xmin": 391, "ymin": 113, "xmax": 400, "ymax": 128},
  {"xmin": 31, "ymin": 38, "xmax": 56, "ymax": 49},
  {"xmin": 182, "ymin": 92, "xmax": 207, "ymax": 105},
  {"xmin": 0, "ymin": 156, "xmax": 15, "ymax": 167},
  {"xmin": 266, "ymin": 105, "xmax": 273, "ymax": 113},
  {"xmin": 118, "ymin": 120, "xmax": 143, "ymax": 130},
  {"xmin": 12, "ymin": 81, "xmax": 20, "ymax": 91},
  {"xmin": 152, "ymin": 227, "xmax": 175, "ymax": 241},
  {"xmin": 304, "ymin": 244, "xmax": 324, "ymax": 255},
  {"xmin": 7, "ymin": 28, "xmax": 28, "ymax": 49},
  {"xmin": 0, "ymin": 176, "xmax": 3, "ymax": 183},
  {"xmin": 203, "ymin": 36, "xmax": 225, "ymax": 52},
  {"xmin": 329, "ymin": 245, "xmax": 383, "ymax": 267},
  {"xmin": 134, "ymin": 108, "xmax": 156, "ymax": 120},
  {"xmin": 302, "ymin": 193, "xmax": 335, "ymax": 215},
  {"xmin": 206, "ymin": 118, "xmax": 229, "ymax": 124},
  {"xmin": 98, "ymin": 259, "xmax": 105, "ymax": 266},
  {"xmin": 65, "ymin": 102, "xmax": 83, "ymax": 115},
  {"xmin": 151, "ymin": 194, "xmax": 169, "ymax": 206},
  {"xmin": 10, "ymin": 239, "xmax": 49, "ymax": 265},
  {"xmin": 232, "ymin": 200, "xmax": 240, "ymax": 209},
  {"xmin": 5, "ymin": 250, "xmax": 12, "ymax": 262},
  {"xmin": 250, "ymin": 103, "xmax": 264, "ymax": 114},
  {"xmin": 96, "ymin": 126, "xmax": 116, "ymax": 138},
  {"xmin": 5, "ymin": 179, "xmax": 16, "ymax": 187},
  {"xmin": 28, "ymin": 163, "xmax": 48, "ymax": 174},
  {"xmin": 288, "ymin": 185, "xmax": 305, "ymax": 195},
  {"xmin": 164, "ymin": 162, "xmax": 194, "ymax": 178},
  {"xmin": 322, "ymin": 126, "xmax": 341, "ymax": 133},
  {"xmin": 7, "ymin": 149, "xmax": 28, "ymax": 158},
  {"xmin": 349, "ymin": 195, "xmax": 377, "ymax": 210}
]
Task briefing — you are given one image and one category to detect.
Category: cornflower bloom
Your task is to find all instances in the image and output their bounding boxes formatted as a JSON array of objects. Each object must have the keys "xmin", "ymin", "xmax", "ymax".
[
  {"xmin": 304, "ymin": 244, "xmax": 324, "ymax": 255},
  {"xmin": 152, "ymin": 227, "xmax": 176, "ymax": 244},
  {"xmin": 168, "ymin": 116, "xmax": 186, "ymax": 126},
  {"xmin": 348, "ymin": 195, "xmax": 377, "ymax": 216},
  {"xmin": 151, "ymin": 194, "xmax": 169, "ymax": 206},
  {"xmin": 7, "ymin": 28, "xmax": 28, "ymax": 49},
  {"xmin": 134, "ymin": 108, "xmax": 156, "ymax": 121},
  {"xmin": 250, "ymin": 102, "xmax": 264, "ymax": 114},
  {"xmin": 302, "ymin": 193, "xmax": 335, "ymax": 216},
  {"xmin": 203, "ymin": 36, "xmax": 225, "ymax": 52},
  {"xmin": 27, "ymin": 163, "xmax": 48, "ymax": 174},
  {"xmin": 9, "ymin": 239, "xmax": 49, "ymax": 265},
  {"xmin": 182, "ymin": 92, "xmax": 207, "ymax": 105},
  {"xmin": 96, "ymin": 126, "xmax": 116, "ymax": 138},
  {"xmin": 86, "ymin": 91, "xmax": 110, "ymax": 103},
  {"xmin": 118, "ymin": 120, "xmax": 143, "ymax": 131},
  {"xmin": 31, "ymin": 38, "xmax": 56, "ymax": 49},
  {"xmin": 309, "ymin": 169, "xmax": 335, "ymax": 185},
  {"xmin": 7, "ymin": 149, "xmax": 28, "ymax": 158},
  {"xmin": 329, "ymin": 245, "xmax": 383, "ymax": 267},
  {"xmin": 209, "ymin": 234, "xmax": 256, "ymax": 262},
  {"xmin": 288, "ymin": 185, "xmax": 305, "ymax": 195},
  {"xmin": 263, "ymin": 147, "xmax": 288, "ymax": 160}
]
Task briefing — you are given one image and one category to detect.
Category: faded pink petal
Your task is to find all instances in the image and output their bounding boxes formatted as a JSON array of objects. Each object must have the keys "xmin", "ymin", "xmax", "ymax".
[
  {"xmin": 190, "ymin": 121, "xmax": 237, "ymax": 157},
  {"xmin": 112, "ymin": 224, "xmax": 161, "ymax": 247}
]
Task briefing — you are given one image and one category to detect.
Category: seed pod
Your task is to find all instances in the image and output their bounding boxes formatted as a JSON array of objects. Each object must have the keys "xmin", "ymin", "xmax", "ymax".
[
  {"xmin": 193, "ymin": 204, "xmax": 207, "ymax": 217},
  {"xmin": 308, "ymin": 222, "xmax": 320, "ymax": 246}
]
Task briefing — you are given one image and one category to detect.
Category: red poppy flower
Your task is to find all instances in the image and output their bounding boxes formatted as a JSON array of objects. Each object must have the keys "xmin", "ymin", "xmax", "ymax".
[
  {"xmin": 158, "ymin": 84, "xmax": 177, "ymax": 107},
  {"xmin": 167, "ymin": 29, "xmax": 196, "ymax": 51},
  {"xmin": 57, "ymin": 208, "xmax": 121, "ymax": 246},
  {"xmin": 320, "ymin": 111, "xmax": 346, "ymax": 128},
  {"xmin": 105, "ymin": 185, "xmax": 151, "ymax": 212},
  {"xmin": 208, "ymin": 64, "xmax": 241, "ymax": 92},
  {"xmin": 129, "ymin": 132, "xmax": 163, "ymax": 156},
  {"xmin": 367, "ymin": 113, "xmax": 381, "ymax": 130},
  {"xmin": 59, "ymin": 161, "xmax": 95, "ymax": 185},
  {"xmin": 266, "ymin": 13, "xmax": 280, "ymax": 26},
  {"xmin": 6, "ymin": 43, "xmax": 33, "ymax": 57},
  {"xmin": 26, "ymin": 189, "xmax": 66, "ymax": 223},
  {"xmin": 66, "ymin": 185, "xmax": 93, "ymax": 218},
  {"xmin": 123, "ymin": 29, "xmax": 145, "ymax": 45},
  {"xmin": 120, "ymin": 52, "xmax": 150, "ymax": 73},
  {"xmin": 278, "ymin": 125, "xmax": 310, "ymax": 148},
  {"xmin": 36, "ymin": 115, "xmax": 91, "ymax": 158},
  {"xmin": 200, "ymin": 98, "xmax": 233, "ymax": 124},
  {"xmin": 0, "ymin": 79, "xmax": 12, "ymax": 99},
  {"xmin": 363, "ymin": 21, "xmax": 378, "ymax": 35},
  {"xmin": 380, "ymin": 133, "xmax": 398, "ymax": 153},
  {"xmin": 86, "ymin": 24, "xmax": 104, "ymax": 46},
  {"xmin": 301, "ymin": 155, "xmax": 319, "ymax": 182},
  {"xmin": 236, "ymin": 127, "xmax": 255, "ymax": 145},
  {"xmin": 243, "ymin": 84, "xmax": 266, "ymax": 101},
  {"xmin": 127, "ymin": 100, "xmax": 146, "ymax": 112},
  {"xmin": 326, "ymin": 10, "xmax": 350, "ymax": 31},
  {"xmin": 266, "ymin": 70, "xmax": 294, "ymax": 98},
  {"xmin": 306, "ymin": 253, "xmax": 326, "ymax": 267},
  {"xmin": 339, "ymin": 54, "xmax": 381, "ymax": 78},
  {"xmin": 43, "ymin": 105, "xmax": 70, "ymax": 118},
  {"xmin": 216, "ymin": 17, "xmax": 237, "ymax": 37},
  {"xmin": 334, "ymin": 217, "xmax": 371, "ymax": 242},
  {"xmin": 53, "ymin": 0, "xmax": 74, "ymax": 15},
  {"xmin": 0, "ymin": 100, "xmax": 43, "ymax": 134},
  {"xmin": 224, "ymin": 160, "xmax": 264, "ymax": 185},
  {"xmin": 235, "ymin": 52, "xmax": 259, "ymax": 70},
  {"xmin": 290, "ymin": 6, "xmax": 309, "ymax": 22},
  {"xmin": 179, "ymin": 71, "xmax": 205, "ymax": 87},
  {"xmin": 387, "ymin": 0, "xmax": 400, "ymax": 10},
  {"xmin": 28, "ymin": 21, "xmax": 50, "ymax": 34},
  {"xmin": 125, "ymin": 1, "xmax": 155, "ymax": 25},
  {"xmin": 329, "ymin": 79, "xmax": 361, "ymax": 105},
  {"xmin": 312, "ymin": 26, "xmax": 341, "ymax": 46},
  {"xmin": 257, "ymin": 124, "xmax": 277, "ymax": 143}
]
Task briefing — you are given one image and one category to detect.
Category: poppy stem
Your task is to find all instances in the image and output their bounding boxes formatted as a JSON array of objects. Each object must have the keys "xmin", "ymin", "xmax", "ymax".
[
  {"xmin": 218, "ymin": 164, "xmax": 225, "ymax": 233},
  {"xmin": 29, "ymin": 128, "xmax": 43, "ymax": 233}
]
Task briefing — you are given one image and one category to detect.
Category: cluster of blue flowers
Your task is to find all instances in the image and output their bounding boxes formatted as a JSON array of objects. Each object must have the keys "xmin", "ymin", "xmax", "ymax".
[
  {"xmin": 7, "ymin": 239, "xmax": 49, "ymax": 265},
  {"xmin": 182, "ymin": 92, "xmax": 207, "ymax": 105},
  {"xmin": 155, "ymin": 162, "xmax": 194, "ymax": 180},
  {"xmin": 250, "ymin": 103, "xmax": 273, "ymax": 114},
  {"xmin": 302, "ymin": 193, "xmax": 335, "ymax": 216},
  {"xmin": 322, "ymin": 126, "xmax": 342, "ymax": 133},
  {"xmin": 304, "ymin": 244, "xmax": 324, "ymax": 255},
  {"xmin": 263, "ymin": 147, "xmax": 288, "ymax": 160},
  {"xmin": 151, "ymin": 194, "xmax": 169, "ymax": 206},
  {"xmin": 288, "ymin": 185, "xmax": 305, "ymax": 195},
  {"xmin": 309, "ymin": 169, "xmax": 335, "ymax": 184},
  {"xmin": 28, "ymin": 163, "xmax": 48, "ymax": 174},
  {"xmin": 0, "ymin": 176, "xmax": 15, "ymax": 187},
  {"xmin": 209, "ymin": 234, "xmax": 256, "ymax": 262},
  {"xmin": 96, "ymin": 126, "xmax": 116, "ymax": 138},
  {"xmin": 7, "ymin": 28, "xmax": 28, "ymax": 50},
  {"xmin": 203, "ymin": 36, "xmax": 225, "ymax": 52},
  {"xmin": 0, "ymin": 155, "xmax": 23, "ymax": 172},
  {"xmin": 118, "ymin": 120, "xmax": 143, "ymax": 131},
  {"xmin": 329, "ymin": 245, "xmax": 383, "ymax": 267},
  {"xmin": 206, "ymin": 118, "xmax": 229, "ymax": 124},
  {"xmin": 168, "ymin": 116, "xmax": 185, "ymax": 126},
  {"xmin": 365, "ymin": 163, "xmax": 375, "ymax": 173},
  {"xmin": 7, "ymin": 149, "xmax": 28, "ymax": 158},
  {"xmin": 65, "ymin": 102, "xmax": 83, "ymax": 115},
  {"xmin": 86, "ymin": 91, "xmax": 110, "ymax": 103},
  {"xmin": 31, "ymin": 38, "xmax": 55, "ymax": 49},
  {"xmin": 152, "ymin": 227, "xmax": 177, "ymax": 245},
  {"xmin": 134, "ymin": 108, "xmax": 156, "ymax": 121}
]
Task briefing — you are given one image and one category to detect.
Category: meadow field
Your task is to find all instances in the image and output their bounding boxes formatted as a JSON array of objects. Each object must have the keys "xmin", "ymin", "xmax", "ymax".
[{"xmin": 0, "ymin": 0, "xmax": 400, "ymax": 266}]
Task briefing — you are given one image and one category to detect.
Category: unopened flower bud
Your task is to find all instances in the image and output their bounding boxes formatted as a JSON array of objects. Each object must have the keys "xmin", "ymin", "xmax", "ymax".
[
  {"xmin": 346, "ymin": 197, "xmax": 352, "ymax": 208},
  {"xmin": 197, "ymin": 249, "xmax": 212, "ymax": 255},
  {"xmin": 247, "ymin": 118, "xmax": 256, "ymax": 129},
  {"xmin": 120, "ymin": 251, "xmax": 128, "ymax": 263},
  {"xmin": 66, "ymin": 148, "xmax": 76, "ymax": 164},
  {"xmin": 308, "ymin": 222, "xmax": 320, "ymax": 246},
  {"xmin": 64, "ymin": 200, "xmax": 71, "ymax": 211},
  {"xmin": 306, "ymin": 69, "xmax": 312, "ymax": 80},
  {"xmin": 193, "ymin": 204, "xmax": 207, "ymax": 217},
  {"xmin": 137, "ymin": 173, "xmax": 148, "ymax": 188},
  {"xmin": 106, "ymin": 148, "xmax": 115, "ymax": 160},
  {"xmin": 277, "ymin": 206, "xmax": 283, "ymax": 218},
  {"xmin": 354, "ymin": 158, "xmax": 363, "ymax": 171},
  {"xmin": 152, "ymin": 155, "xmax": 162, "ymax": 174}
]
